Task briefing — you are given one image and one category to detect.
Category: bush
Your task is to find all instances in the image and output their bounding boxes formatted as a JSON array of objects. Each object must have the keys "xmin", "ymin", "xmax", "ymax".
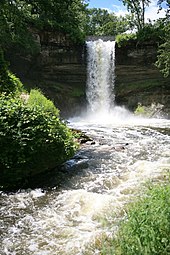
[
  {"xmin": 27, "ymin": 89, "xmax": 59, "ymax": 116},
  {"xmin": 116, "ymin": 23, "xmax": 165, "ymax": 48},
  {"xmin": 116, "ymin": 33, "xmax": 137, "ymax": 47},
  {"xmin": 0, "ymin": 94, "xmax": 78, "ymax": 189},
  {"xmin": 112, "ymin": 183, "xmax": 170, "ymax": 255},
  {"xmin": 0, "ymin": 50, "xmax": 23, "ymax": 95},
  {"xmin": 136, "ymin": 23, "xmax": 165, "ymax": 43},
  {"xmin": 156, "ymin": 23, "xmax": 170, "ymax": 78}
]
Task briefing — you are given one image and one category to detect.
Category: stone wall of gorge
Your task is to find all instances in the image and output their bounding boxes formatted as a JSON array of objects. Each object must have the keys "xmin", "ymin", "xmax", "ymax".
[{"xmin": 5, "ymin": 31, "xmax": 170, "ymax": 118}]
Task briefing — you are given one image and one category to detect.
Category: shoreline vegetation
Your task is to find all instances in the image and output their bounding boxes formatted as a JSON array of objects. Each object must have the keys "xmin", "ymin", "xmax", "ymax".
[
  {"xmin": 0, "ymin": 1, "xmax": 170, "ymax": 253},
  {"xmin": 85, "ymin": 171, "xmax": 170, "ymax": 255},
  {"xmin": 0, "ymin": 58, "xmax": 79, "ymax": 190}
]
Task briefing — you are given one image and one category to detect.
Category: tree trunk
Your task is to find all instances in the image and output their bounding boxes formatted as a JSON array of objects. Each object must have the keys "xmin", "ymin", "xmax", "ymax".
[{"xmin": 141, "ymin": 0, "xmax": 145, "ymax": 28}]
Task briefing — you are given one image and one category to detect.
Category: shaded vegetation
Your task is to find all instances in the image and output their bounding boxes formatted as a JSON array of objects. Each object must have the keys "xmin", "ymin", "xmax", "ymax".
[
  {"xmin": 0, "ymin": 0, "xmax": 88, "ymax": 54},
  {"xmin": 0, "ymin": 50, "xmax": 23, "ymax": 95},
  {"xmin": 156, "ymin": 22, "xmax": 170, "ymax": 77},
  {"xmin": 0, "ymin": 50, "xmax": 79, "ymax": 190},
  {"xmin": 0, "ymin": 92, "xmax": 78, "ymax": 190}
]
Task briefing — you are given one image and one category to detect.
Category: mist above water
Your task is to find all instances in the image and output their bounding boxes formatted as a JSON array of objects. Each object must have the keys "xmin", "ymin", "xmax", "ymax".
[
  {"xmin": 76, "ymin": 39, "xmax": 135, "ymax": 125},
  {"xmin": 1, "ymin": 40, "xmax": 170, "ymax": 255},
  {"xmin": 72, "ymin": 39, "xmax": 168, "ymax": 127}
]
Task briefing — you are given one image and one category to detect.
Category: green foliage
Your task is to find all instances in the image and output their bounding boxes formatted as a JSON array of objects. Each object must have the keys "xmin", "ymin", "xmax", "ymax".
[
  {"xmin": 0, "ymin": 94, "xmax": 78, "ymax": 189},
  {"xmin": 116, "ymin": 33, "xmax": 137, "ymax": 47},
  {"xmin": 134, "ymin": 103, "xmax": 146, "ymax": 115},
  {"xmin": 156, "ymin": 23, "xmax": 170, "ymax": 77},
  {"xmin": 0, "ymin": 50, "xmax": 23, "ymax": 95},
  {"xmin": 85, "ymin": 8, "xmax": 132, "ymax": 36},
  {"xmin": 120, "ymin": 0, "xmax": 151, "ymax": 31},
  {"xmin": 27, "ymin": 89, "xmax": 59, "ymax": 116},
  {"xmin": 156, "ymin": 40, "xmax": 170, "ymax": 77},
  {"xmin": 0, "ymin": 0, "xmax": 88, "ymax": 50},
  {"xmin": 136, "ymin": 22, "xmax": 165, "ymax": 42},
  {"xmin": 113, "ymin": 183, "xmax": 170, "ymax": 254},
  {"xmin": 116, "ymin": 20, "xmax": 166, "ymax": 47},
  {"xmin": 0, "ymin": 1, "xmax": 39, "ymax": 54}
]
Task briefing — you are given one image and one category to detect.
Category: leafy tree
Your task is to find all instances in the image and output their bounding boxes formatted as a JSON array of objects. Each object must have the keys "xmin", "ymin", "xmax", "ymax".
[
  {"xmin": 137, "ymin": 19, "xmax": 166, "ymax": 42},
  {"xmin": 156, "ymin": 22, "xmax": 170, "ymax": 77},
  {"xmin": 24, "ymin": 0, "xmax": 88, "ymax": 42},
  {"xmin": 155, "ymin": 1, "xmax": 170, "ymax": 77},
  {"xmin": 0, "ymin": 0, "xmax": 88, "ymax": 54},
  {"xmin": 85, "ymin": 8, "xmax": 132, "ymax": 36},
  {"xmin": 0, "ymin": 0, "xmax": 38, "ymax": 53},
  {"xmin": 120, "ymin": 0, "xmax": 151, "ymax": 31},
  {"xmin": 85, "ymin": 8, "xmax": 111, "ymax": 35},
  {"xmin": 102, "ymin": 14, "xmax": 134, "ymax": 35}
]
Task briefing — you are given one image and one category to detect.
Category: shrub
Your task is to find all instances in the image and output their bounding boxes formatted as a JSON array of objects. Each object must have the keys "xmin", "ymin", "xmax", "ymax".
[
  {"xmin": 116, "ymin": 33, "xmax": 137, "ymax": 47},
  {"xmin": 134, "ymin": 103, "xmax": 146, "ymax": 116},
  {"xmin": 27, "ymin": 89, "xmax": 59, "ymax": 116},
  {"xmin": 0, "ymin": 50, "xmax": 23, "ymax": 95},
  {"xmin": 0, "ymin": 94, "xmax": 78, "ymax": 189},
  {"xmin": 156, "ymin": 23, "xmax": 170, "ymax": 78},
  {"xmin": 136, "ymin": 23, "xmax": 165, "ymax": 43}
]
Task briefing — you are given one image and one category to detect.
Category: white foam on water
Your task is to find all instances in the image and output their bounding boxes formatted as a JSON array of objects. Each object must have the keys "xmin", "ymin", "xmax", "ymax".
[{"xmin": 1, "ymin": 39, "xmax": 170, "ymax": 255}]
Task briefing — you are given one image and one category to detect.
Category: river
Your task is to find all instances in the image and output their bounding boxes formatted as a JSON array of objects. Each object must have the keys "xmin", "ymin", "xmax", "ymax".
[{"xmin": 0, "ymin": 40, "xmax": 170, "ymax": 255}]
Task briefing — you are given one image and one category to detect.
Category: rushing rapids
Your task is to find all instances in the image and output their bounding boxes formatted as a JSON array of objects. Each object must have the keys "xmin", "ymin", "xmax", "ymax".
[{"xmin": 0, "ymin": 40, "xmax": 170, "ymax": 255}]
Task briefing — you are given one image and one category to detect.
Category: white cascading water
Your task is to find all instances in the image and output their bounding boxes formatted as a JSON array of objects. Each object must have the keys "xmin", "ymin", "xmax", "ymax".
[
  {"xmin": 86, "ymin": 39, "xmax": 115, "ymax": 114},
  {"xmin": 1, "ymin": 39, "xmax": 170, "ymax": 255},
  {"xmin": 83, "ymin": 39, "xmax": 133, "ymax": 124}
]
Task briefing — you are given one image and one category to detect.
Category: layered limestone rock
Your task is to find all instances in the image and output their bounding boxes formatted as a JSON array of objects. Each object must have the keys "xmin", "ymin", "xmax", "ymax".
[
  {"xmin": 5, "ymin": 32, "xmax": 170, "ymax": 118},
  {"xmin": 115, "ymin": 43, "xmax": 170, "ymax": 118}
]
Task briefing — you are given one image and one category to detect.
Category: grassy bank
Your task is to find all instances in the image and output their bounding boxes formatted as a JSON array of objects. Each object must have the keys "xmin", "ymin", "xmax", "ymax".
[{"xmin": 100, "ymin": 176, "xmax": 170, "ymax": 255}]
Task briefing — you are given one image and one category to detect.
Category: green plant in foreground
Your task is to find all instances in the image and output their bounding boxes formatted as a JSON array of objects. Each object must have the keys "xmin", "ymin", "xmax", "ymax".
[
  {"xmin": 27, "ymin": 89, "xmax": 59, "ymax": 116},
  {"xmin": 110, "ymin": 183, "xmax": 170, "ymax": 255},
  {"xmin": 0, "ymin": 94, "xmax": 78, "ymax": 189}
]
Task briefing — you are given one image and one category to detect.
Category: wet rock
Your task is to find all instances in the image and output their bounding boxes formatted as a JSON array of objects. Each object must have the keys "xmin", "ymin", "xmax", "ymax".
[
  {"xmin": 61, "ymin": 157, "xmax": 89, "ymax": 172},
  {"xmin": 74, "ymin": 154, "xmax": 89, "ymax": 160},
  {"xmin": 71, "ymin": 128, "xmax": 95, "ymax": 144}
]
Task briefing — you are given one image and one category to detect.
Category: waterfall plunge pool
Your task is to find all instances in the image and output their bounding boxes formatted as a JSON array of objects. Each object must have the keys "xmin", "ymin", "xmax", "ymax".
[{"xmin": 0, "ymin": 39, "xmax": 170, "ymax": 255}]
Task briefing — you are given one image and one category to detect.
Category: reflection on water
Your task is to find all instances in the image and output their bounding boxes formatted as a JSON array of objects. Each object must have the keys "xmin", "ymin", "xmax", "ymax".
[{"xmin": 1, "ymin": 115, "xmax": 170, "ymax": 255}]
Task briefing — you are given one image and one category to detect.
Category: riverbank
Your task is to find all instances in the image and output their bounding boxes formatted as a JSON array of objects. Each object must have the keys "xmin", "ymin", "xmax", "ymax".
[{"xmin": 1, "ymin": 117, "xmax": 170, "ymax": 254}]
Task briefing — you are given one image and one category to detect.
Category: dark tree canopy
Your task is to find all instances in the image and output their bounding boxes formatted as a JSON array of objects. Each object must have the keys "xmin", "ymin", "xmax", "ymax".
[{"xmin": 0, "ymin": 0, "xmax": 88, "ymax": 52}]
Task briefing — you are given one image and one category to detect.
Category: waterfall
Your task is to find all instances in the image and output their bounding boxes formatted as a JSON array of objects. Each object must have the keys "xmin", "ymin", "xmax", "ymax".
[{"xmin": 86, "ymin": 39, "xmax": 115, "ymax": 114}]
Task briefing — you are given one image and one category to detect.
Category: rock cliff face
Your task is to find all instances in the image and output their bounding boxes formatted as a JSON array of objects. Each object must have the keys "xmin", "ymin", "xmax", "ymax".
[
  {"xmin": 115, "ymin": 42, "xmax": 170, "ymax": 118},
  {"xmin": 6, "ymin": 31, "xmax": 170, "ymax": 118},
  {"xmin": 6, "ymin": 31, "xmax": 87, "ymax": 117}
]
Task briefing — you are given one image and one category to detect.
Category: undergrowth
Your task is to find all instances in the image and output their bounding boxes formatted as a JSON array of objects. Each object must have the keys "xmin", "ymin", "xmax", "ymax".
[{"xmin": 101, "ymin": 180, "xmax": 170, "ymax": 255}]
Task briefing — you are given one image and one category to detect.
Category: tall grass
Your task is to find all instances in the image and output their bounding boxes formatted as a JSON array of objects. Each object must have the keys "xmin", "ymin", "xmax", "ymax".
[{"xmin": 102, "ymin": 182, "xmax": 170, "ymax": 255}]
